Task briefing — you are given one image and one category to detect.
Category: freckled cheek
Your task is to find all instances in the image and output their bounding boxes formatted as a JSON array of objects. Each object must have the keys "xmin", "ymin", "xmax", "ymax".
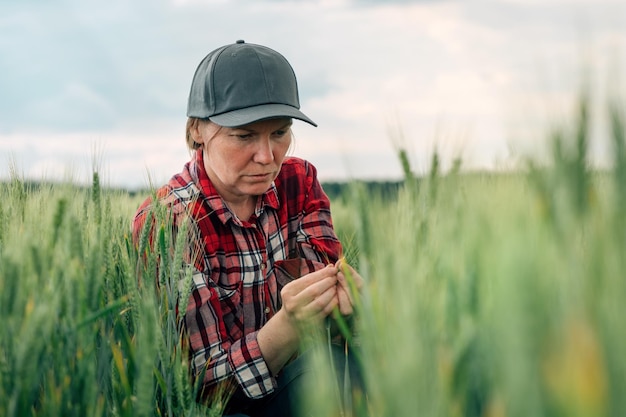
[{"xmin": 220, "ymin": 156, "xmax": 247, "ymax": 181}]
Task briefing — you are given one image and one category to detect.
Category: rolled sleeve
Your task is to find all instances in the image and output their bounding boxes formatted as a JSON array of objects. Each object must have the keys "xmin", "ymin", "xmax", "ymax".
[{"xmin": 229, "ymin": 332, "xmax": 276, "ymax": 399}]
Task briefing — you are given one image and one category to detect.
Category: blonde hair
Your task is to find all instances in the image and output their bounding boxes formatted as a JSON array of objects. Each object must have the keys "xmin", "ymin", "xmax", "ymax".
[
  {"xmin": 186, "ymin": 117, "xmax": 295, "ymax": 152},
  {"xmin": 185, "ymin": 117, "xmax": 202, "ymax": 150}
]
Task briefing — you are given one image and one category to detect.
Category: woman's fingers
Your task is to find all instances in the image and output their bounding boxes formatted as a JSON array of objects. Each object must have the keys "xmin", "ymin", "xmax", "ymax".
[
  {"xmin": 280, "ymin": 268, "xmax": 339, "ymax": 324},
  {"xmin": 334, "ymin": 259, "xmax": 364, "ymax": 315},
  {"xmin": 280, "ymin": 260, "xmax": 364, "ymax": 325},
  {"xmin": 299, "ymin": 284, "xmax": 339, "ymax": 320},
  {"xmin": 337, "ymin": 285, "xmax": 353, "ymax": 316},
  {"xmin": 336, "ymin": 260, "xmax": 364, "ymax": 291},
  {"xmin": 283, "ymin": 264, "xmax": 338, "ymax": 295}
]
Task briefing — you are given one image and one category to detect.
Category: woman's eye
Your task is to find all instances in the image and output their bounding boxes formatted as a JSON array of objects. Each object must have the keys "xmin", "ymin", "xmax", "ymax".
[{"xmin": 236, "ymin": 134, "xmax": 252, "ymax": 140}]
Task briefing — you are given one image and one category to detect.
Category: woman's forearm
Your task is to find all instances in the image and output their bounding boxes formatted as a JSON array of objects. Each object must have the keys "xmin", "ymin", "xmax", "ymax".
[{"xmin": 257, "ymin": 309, "xmax": 300, "ymax": 375}]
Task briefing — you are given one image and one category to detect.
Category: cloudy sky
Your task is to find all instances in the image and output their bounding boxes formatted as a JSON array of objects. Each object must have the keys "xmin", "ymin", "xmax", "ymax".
[{"xmin": 1, "ymin": 0, "xmax": 625, "ymax": 189}]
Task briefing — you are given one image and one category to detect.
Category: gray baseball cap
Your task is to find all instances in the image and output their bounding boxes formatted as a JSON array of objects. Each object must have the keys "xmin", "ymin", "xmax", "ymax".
[{"xmin": 187, "ymin": 40, "xmax": 317, "ymax": 128}]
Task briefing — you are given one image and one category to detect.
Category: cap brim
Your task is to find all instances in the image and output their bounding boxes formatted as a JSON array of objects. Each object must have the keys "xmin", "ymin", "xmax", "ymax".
[{"xmin": 208, "ymin": 103, "xmax": 317, "ymax": 128}]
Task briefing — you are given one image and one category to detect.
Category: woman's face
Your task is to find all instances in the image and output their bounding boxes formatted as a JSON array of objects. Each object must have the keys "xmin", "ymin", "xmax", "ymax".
[{"xmin": 194, "ymin": 118, "xmax": 293, "ymax": 206}]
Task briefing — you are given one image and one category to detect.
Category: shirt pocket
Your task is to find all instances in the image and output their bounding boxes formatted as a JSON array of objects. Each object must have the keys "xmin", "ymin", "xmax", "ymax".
[
  {"xmin": 273, "ymin": 258, "xmax": 327, "ymax": 290},
  {"xmin": 210, "ymin": 279, "xmax": 243, "ymax": 338}
]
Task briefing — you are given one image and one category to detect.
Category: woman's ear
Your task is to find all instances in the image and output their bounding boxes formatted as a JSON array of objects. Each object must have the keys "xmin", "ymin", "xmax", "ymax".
[
  {"xmin": 193, "ymin": 120, "xmax": 222, "ymax": 148},
  {"xmin": 190, "ymin": 118, "xmax": 202, "ymax": 146}
]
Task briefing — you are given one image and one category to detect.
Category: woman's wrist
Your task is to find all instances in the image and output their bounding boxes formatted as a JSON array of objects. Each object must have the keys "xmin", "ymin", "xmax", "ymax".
[{"xmin": 257, "ymin": 309, "xmax": 300, "ymax": 375}]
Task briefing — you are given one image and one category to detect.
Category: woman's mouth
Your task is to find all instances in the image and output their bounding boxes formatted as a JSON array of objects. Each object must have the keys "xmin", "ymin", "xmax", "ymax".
[{"xmin": 248, "ymin": 173, "xmax": 273, "ymax": 180}]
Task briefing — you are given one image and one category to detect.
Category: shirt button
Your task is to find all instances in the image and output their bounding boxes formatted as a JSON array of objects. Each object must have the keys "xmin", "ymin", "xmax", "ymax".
[
  {"xmin": 264, "ymin": 307, "xmax": 270, "ymax": 315},
  {"xmin": 260, "ymin": 262, "xmax": 266, "ymax": 270}
]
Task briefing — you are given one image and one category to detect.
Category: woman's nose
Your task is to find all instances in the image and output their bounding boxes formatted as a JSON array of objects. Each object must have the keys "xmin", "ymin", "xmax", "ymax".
[{"xmin": 254, "ymin": 137, "xmax": 274, "ymax": 164}]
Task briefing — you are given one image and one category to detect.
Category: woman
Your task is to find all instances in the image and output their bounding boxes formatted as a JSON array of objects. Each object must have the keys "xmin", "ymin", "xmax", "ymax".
[{"xmin": 133, "ymin": 40, "xmax": 362, "ymax": 416}]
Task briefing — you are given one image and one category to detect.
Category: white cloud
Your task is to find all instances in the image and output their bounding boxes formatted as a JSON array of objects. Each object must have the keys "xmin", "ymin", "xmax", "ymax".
[{"xmin": 1, "ymin": 0, "xmax": 625, "ymax": 186}]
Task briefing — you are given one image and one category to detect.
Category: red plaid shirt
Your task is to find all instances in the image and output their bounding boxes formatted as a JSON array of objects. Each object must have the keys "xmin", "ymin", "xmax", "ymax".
[{"xmin": 133, "ymin": 148, "xmax": 341, "ymax": 399}]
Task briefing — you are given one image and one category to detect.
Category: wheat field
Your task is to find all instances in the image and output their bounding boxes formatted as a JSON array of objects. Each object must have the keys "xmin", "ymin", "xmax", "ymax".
[{"xmin": 1, "ymin": 98, "xmax": 626, "ymax": 416}]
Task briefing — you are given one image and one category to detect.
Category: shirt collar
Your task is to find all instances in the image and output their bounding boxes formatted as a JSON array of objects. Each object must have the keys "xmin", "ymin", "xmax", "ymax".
[{"xmin": 191, "ymin": 148, "xmax": 280, "ymax": 224}]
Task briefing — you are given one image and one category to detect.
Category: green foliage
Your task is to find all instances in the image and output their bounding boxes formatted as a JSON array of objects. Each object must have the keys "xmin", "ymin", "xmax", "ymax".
[
  {"xmin": 0, "ymin": 179, "xmax": 226, "ymax": 416},
  {"xmin": 320, "ymin": 96, "xmax": 626, "ymax": 417},
  {"xmin": 2, "ymin": 95, "xmax": 626, "ymax": 417}
]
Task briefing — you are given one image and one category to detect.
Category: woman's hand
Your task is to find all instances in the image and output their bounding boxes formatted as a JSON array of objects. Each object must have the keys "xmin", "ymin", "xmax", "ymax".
[
  {"xmin": 335, "ymin": 259, "xmax": 364, "ymax": 316},
  {"xmin": 258, "ymin": 266, "xmax": 339, "ymax": 374},
  {"xmin": 280, "ymin": 264, "xmax": 340, "ymax": 327},
  {"xmin": 258, "ymin": 262, "xmax": 363, "ymax": 375}
]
